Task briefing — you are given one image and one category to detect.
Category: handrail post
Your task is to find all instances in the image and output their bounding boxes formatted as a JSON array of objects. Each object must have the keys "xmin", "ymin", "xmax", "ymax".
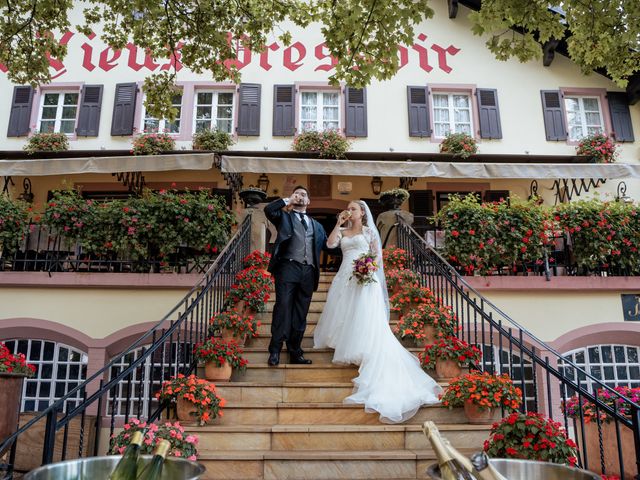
[{"xmin": 42, "ymin": 404, "xmax": 61, "ymax": 465}]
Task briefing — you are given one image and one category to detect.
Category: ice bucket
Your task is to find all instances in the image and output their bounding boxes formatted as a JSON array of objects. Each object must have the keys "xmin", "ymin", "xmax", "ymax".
[
  {"xmin": 23, "ymin": 455, "xmax": 206, "ymax": 480},
  {"xmin": 426, "ymin": 458, "xmax": 600, "ymax": 480}
]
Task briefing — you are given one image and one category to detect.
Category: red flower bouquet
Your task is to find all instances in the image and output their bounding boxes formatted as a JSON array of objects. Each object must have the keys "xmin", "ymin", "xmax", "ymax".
[
  {"xmin": 484, "ymin": 412, "xmax": 578, "ymax": 466},
  {"xmin": 350, "ymin": 251, "xmax": 379, "ymax": 286}
]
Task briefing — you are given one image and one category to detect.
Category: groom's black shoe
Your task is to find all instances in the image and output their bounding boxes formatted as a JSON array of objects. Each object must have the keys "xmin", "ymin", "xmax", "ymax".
[
  {"xmin": 268, "ymin": 352, "xmax": 280, "ymax": 366},
  {"xmin": 290, "ymin": 355, "xmax": 312, "ymax": 365}
]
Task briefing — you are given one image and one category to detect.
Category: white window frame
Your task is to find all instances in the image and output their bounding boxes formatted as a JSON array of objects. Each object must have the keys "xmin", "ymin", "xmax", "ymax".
[
  {"xmin": 299, "ymin": 90, "xmax": 341, "ymax": 133},
  {"xmin": 192, "ymin": 90, "xmax": 235, "ymax": 134},
  {"xmin": 564, "ymin": 95, "xmax": 605, "ymax": 141},
  {"xmin": 431, "ymin": 92, "xmax": 473, "ymax": 138},
  {"xmin": 4, "ymin": 339, "xmax": 88, "ymax": 412},
  {"xmin": 140, "ymin": 93, "xmax": 183, "ymax": 135},
  {"xmin": 559, "ymin": 344, "xmax": 640, "ymax": 393},
  {"xmin": 37, "ymin": 90, "xmax": 80, "ymax": 135}
]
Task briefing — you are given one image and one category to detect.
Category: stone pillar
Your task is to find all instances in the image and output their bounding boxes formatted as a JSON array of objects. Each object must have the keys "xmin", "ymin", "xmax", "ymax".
[
  {"xmin": 237, "ymin": 208, "xmax": 272, "ymax": 252},
  {"xmin": 376, "ymin": 209, "xmax": 414, "ymax": 248}
]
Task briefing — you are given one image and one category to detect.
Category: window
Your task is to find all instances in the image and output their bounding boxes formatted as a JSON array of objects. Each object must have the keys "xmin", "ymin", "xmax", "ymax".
[
  {"xmin": 300, "ymin": 91, "xmax": 340, "ymax": 132},
  {"xmin": 564, "ymin": 96, "xmax": 604, "ymax": 141},
  {"xmin": 559, "ymin": 344, "xmax": 640, "ymax": 393},
  {"xmin": 107, "ymin": 342, "xmax": 191, "ymax": 417},
  {"xmin": 3, "ymin": 339, "xmax": 87, "ymax": 412},
  {"xmin": 142, "ymin": 93, "xmax": 183, "ymax": 134},
  {"xmin": 194, "ymin": 91, "xmax": 234, "ymax": 133},
  {"xmin": 432, "ymin": 93, "xmax": 472, "ymax": 138},
  {"xmin": 38, "ymin": 92, "xmax": 79, "ymax": 134}
]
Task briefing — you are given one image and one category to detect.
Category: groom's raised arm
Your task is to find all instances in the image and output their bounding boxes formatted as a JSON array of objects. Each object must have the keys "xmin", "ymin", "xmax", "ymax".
[{"xmin": 264, "ymin": 198, "xmax": 287, "ymax": 226}]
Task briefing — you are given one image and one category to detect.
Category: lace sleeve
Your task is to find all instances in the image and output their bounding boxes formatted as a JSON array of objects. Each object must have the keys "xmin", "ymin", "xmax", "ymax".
[
  {"xmin": 326, "ymin": 228, "xmax": 343, "ymax": 249},
  {"xmin": 365, "ymin": 226, "xmax": 382, "ymax": 259}
]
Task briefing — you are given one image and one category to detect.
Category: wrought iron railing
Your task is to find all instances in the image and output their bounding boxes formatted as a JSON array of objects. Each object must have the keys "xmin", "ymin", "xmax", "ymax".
[
  {"xmin": 0, "ymin": 217, "xmax": 251, "ymax": 478},
  {"xmin": 397, "ymin": 220, "xmax": 640, "ymax": 479}
]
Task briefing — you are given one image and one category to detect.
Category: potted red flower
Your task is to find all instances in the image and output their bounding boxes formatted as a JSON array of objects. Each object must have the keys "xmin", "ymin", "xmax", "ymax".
[
  {"xmin": 385, "ymin": 268, "xmax": 419, "ymax": 296},
  {"xmin": 194, "ymin": 337, "xmax": 248, "ymax": 381},
  {"xmin": 155, "ymin": 374, "xmax": 225, "ymax": 426},
  {"xmin": 576, "ymin": 133, "xmax": 618, "ymax": 164},
  {"xmin": 108, "ymin": 419, "xmax": 199, "ymax": 460},
  {"xmin": 382, "ymin": 247, "xmax": 409, "ymax": 270},
  {"xmin": 209, "ymin": 310, "xmax": 259, "ymax": 345},
  {"xmin": 419, "ymin": 336, "xmax": 482, "ymax": 380},
  {"xmin": 243, "ymin": 250, "xmax": 272, "ymax": 270},
  {"xmin": 484, "ymin": 412, "xmax": 578, "ymax": 466},
  {"xmin": 226, "ymin": 267, "xmax": 274, "ymax": 314},
  {"xmin": 0, "ymin": 342, "xmax": 36, "ymax": 446},
  {"xmin": 393, "ymin": 300, "xmax": 457, "ymax": 345},
  {"xmin": 440, "ymin": 372, "xmax": 522, "ymax": 424},
  {"xmin": 390, "ymin": 284, "xmax": 435, "ymax": 317}
]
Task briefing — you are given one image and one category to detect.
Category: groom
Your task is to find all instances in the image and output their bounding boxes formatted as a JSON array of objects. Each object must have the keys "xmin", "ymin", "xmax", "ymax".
[{"xmin": 264, "ymin": 186, "xmax": 328, "ymax": 366}]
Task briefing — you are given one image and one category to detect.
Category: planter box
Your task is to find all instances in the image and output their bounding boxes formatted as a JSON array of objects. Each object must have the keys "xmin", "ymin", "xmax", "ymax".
[{"xmin": 576, "ymin": 420, "xmax": 635, "ymax": 479}]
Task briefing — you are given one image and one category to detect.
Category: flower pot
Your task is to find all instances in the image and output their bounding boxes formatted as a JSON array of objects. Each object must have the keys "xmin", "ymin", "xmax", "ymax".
[
  {"xmin": 204, "ymin": 361, "xmax": 233, "ymax": 381},
  {"xmin": 0, "ymin": 373, "xmax": 25, "ymax": 453},
  {"xmin": 463, "ymin": 399, "xmax": 495, "ymax": 424},
  {"xmin": 219, "ymin": 328, "xmax": 246, "ymax": 346},
  {"xmin": 434, "ymin": 359, "xmax": 462, "ymax": 381},
  {"xmin": 380, "ymin": 196, "xmax": 404, "ymax": 211},
  {"xmin": 576, "ymin": 420, "xmax": 635, "ymax": 479},
  {"xmin": 176, "ymin": 397, "xmax": 199, "ymax": 423},
  {"xmin": 423, "ymin": 325, "xmax": 438, "ymax": 345}
]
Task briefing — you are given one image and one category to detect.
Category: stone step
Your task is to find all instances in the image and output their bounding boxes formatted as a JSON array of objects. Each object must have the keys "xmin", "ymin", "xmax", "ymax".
[
  {"xmin": 196, "ymin": 448, "xmax": 478, "ymax": 480},
  {"xmin": 240, "ymin": 347, "xmax": 423, "ymax": 364},
  {"xmin": 264, "ymin": 301, "xmax": 327, "ymax": 313},
  {"xmin": 247, "ymin": 335, "xmax": 316, "ymax": 349},
  {"xmin": 231, "ymin": 363, "xmax": 358, "ymax": 383},
  {"xmin": 191, "ymin": 402, "xmax": 486, "ymax": 426},
  {"xmin": 214, "ymin": 381, "xmax": 357, "ymax": 403},
  {"xmin": 187, "ymin": 424, "xmax": 489, "ymax": 452},
  {"xmin": 254, "ymin": 321, "xmax": 403, "ymax": 336}
]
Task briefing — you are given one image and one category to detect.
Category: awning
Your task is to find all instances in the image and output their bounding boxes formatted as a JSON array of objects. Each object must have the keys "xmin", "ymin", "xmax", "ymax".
[
  {"xmin": 221, "ymin": 155, "xmax": 640, "ymax": 179},
  {"xmin": 0, "ymin": 153, "xmax": 215, "ymax": 176}
]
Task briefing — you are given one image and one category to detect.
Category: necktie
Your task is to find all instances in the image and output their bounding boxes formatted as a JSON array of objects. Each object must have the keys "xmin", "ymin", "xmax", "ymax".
[{"xmin": 297, "ymin": 212, "xmax": 308, "ymax": 230}]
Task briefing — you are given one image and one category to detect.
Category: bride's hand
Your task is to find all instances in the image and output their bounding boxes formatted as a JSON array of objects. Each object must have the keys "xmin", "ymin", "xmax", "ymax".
[{"xmin": 337, "ymin": 210, "xmax": 351, "ymax": 226}]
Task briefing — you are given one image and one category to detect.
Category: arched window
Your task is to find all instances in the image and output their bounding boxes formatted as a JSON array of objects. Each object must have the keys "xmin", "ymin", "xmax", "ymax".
[
  {"xmin": 559, "ymin": 344, "xmax": 640, "ymax": 393},
  {"xmin": 107, "ymin": 342, "xmax": 191, "ymax": 417},
  {"xmin": 3, "ymin": 339, "xmax": 88, "ymax": 412}
]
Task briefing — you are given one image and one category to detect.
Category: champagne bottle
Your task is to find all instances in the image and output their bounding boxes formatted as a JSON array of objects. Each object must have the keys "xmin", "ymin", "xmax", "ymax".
[
  {"xmin": 470, "ymin": 452, "xmax": 509, "ymax": 480},
  {"xmin": 423, "ymin": 421, "xmax": 475, "ymax": 480},
  {"xmin": 109, "ymin": 431, "xmax": 144, "ymax": 480},
  {"xmin": 137, "ymin": 439, "xmax": 170, "ymax": 480}
]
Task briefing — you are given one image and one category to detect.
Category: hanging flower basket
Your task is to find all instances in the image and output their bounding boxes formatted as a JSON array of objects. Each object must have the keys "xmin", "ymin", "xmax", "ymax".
[{"xmin": 379, "ymin": 188, "xmax": 410, "ymax": 210}]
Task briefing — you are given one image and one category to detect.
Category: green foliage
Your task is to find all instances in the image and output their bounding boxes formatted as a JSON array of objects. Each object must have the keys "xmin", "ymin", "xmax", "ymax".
[
  {"xmin": 132, "ymin": 133, "xmax": 176, "ymax": 155},
  {"xmin": 24, "ymin": 132, "xmax": 69, "ymax": 154},
  {"xmin": 292, "ymin": 130, "xmax": 351, "ymax": 159},
  {"xmin": 379, "ymin": 188, "xmax": 410, "ymax": 203},
  {"xmin": 0, "ymin": 196, "xmax": 30, "ymax": 256},
  {"xmin": 193, "ymin": 129, "xmax": 234, "ymax": 151},
  {"xmin": 439, "ymin": 132, "xmax": 478, "ymax": 159}
]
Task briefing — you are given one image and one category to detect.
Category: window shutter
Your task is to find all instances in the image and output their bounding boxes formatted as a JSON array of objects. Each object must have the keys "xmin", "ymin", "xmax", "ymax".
[
  {"xmin": 407, "ymin": 86, "xmax": 431, "ymax": 137},
  {"xmin": 76, "ymin": 85, "xmax": 103, "ymax": 137},
  {"xmin": 607, "ymin": 92, "xmax": 634, "ymax": 142},
  {"xmin": 540, "ymin": 90, "xmax": 567, "ymax": 141},
  {"xmin": 477, "ymin": 88, "xmax": 502, "ymax": 139},
  {"xmin": 111, "ymin": 83, "xmax": 138, "ymax": 136},
  {"xmin": 345, "ymin": 87, "xmax": 367, "ymax": 137},
  {"xmin": 7, "ymin": 86, "xmax": 34, "ymax": 137},
  {"xmin": 272, "ymin": 84, "xmax": 295, "ymax": 136},
  {"xmin": 409, "ymin": 189, "xmax": 434, "ymax": 217},
  {"xmin": 237, "ymin": 83, "xmax": 261, "ymax": 136}
]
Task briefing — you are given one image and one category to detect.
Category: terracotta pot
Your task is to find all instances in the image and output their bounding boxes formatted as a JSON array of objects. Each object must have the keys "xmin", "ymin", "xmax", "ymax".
[
  {"xmin": 176, "ymin": 397, "xmax": 199, "ymax": 423},
  {"xmin": 219, "ymin": 328, "xmax": 246, "ymax": 346},
  {"xmin": 0, "ymin": 373, "xmax": 25, "ymax": 454},
  {"xmin": 434, "ymin": 359, "xmax": 462, "ymax": 381},
  {"xmin": 423, "ymin": 324, "xmax": 438, "ymax": 345},
  {"xmin": 204, "ymin": 361, "xmax": 233, "ymax": 381},
  {"xmin": 463, "ymin": 399, "xmax": 495, "ymax": 424},
  {"xmin": 576, "ymin": 420, "xmax": 635, "ymax": 479}
]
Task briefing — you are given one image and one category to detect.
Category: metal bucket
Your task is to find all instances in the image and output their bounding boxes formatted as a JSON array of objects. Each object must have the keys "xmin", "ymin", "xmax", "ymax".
[
  {"xmin": 426, "ymin": 458, "xmax": 600, "ymax": 480},
  {"xmin": 23, "ymin": 455, "xmax": 206, "ymax": 480}
]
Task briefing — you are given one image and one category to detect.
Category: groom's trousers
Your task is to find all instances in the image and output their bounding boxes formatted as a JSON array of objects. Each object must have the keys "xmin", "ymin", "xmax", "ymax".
[{"xmin": 270, "ymin": 260, "xmax": 315, "ymax": 357}]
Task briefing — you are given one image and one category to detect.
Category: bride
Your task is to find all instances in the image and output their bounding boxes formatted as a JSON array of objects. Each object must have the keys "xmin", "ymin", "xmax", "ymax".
[{"xmin": 314, "ymin": 200, "xmax": 442, "ymax": 423}]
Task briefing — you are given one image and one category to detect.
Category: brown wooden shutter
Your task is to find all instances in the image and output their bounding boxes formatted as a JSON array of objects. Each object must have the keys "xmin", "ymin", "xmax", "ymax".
[
  {"xmin": 272, "ymin": 85, "xmax": 295, "ymax": 136},
  {"xmin": 477, "ymin": 88, "xmax": 502, "ymax": 139},
  {"xmin": 345, "ymin": 87, "xmax": 367, "ymax": 137},
  {"xmin": 409, "ymin": 190, "xmax": 434, "ymax": 217},
  {"xmin": 407, "ymin": 86, "xmax": 431, "ymax": 137},
  {"xmin": 111, "ymin": 83, "xmax": 138, "ymax": 136},
  {"xmin": 237, "ymin": 83, "xmax": 261, "ymax": 136},
  {"xmin": 76, "ymin": 85, "xmax": 103, "ymax": 136},
  {"xmin": 540, "ymin": 90, "xmax": 567, "ymax": 141},
  {"xmin": 7, "ymin": 86, "xmax": 34, "ymax": 137},
  {"xmin": 607, "ymin": 92, "xmax": 634, "ymax": 142}
]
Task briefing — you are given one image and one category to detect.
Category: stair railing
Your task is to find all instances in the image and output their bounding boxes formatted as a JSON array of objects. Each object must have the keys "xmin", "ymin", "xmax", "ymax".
[
  {"xmin": 397, "ymin": 220, "xmax": 640, "ymax": 479},
  {"xmin": 0, "ymin": 216, "xmax": 251, "ymax": 478}
]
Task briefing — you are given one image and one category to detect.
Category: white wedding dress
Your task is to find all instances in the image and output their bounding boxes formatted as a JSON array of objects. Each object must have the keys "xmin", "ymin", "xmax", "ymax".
[{"xmin": 314, "ymin": 226, "xmax": 442, "ymax": 423}]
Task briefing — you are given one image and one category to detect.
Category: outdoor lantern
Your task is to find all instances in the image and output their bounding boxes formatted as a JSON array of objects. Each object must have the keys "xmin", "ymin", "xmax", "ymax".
[
  {"xmin": 616, "ymin": 181, "xmax": 633, "ymax": 204},
  {"xmin": 371, "ymin": 176, "xmax": 383, "ymax": 195},
  {"xmin": 17, "ymin": 178, "xmax": 34, "ymax": 204},
  {"xmin": 257, "ymin": 173, "xmax": 270, "ymax": 193}
]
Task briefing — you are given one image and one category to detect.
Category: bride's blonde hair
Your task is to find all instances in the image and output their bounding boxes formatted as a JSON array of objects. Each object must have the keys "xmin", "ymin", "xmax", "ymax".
[{"xmin": 349, "ymin": 200, "xmax": 368, "ymax": 227}]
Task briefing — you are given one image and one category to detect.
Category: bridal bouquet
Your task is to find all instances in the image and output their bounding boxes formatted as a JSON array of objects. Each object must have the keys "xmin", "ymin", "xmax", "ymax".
[{"xmin": 351, "ymin": 251, "xmax": 379, "ymax": 285}]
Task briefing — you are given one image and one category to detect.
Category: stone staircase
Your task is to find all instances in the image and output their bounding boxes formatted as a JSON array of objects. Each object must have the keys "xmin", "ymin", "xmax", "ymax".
[{"xmin": 189, "ymin": 273, "xmax": 491, "ymax": 479}]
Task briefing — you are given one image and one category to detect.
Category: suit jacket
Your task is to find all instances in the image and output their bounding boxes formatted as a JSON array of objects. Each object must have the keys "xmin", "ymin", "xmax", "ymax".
[{"xmin": 264, "ymin": 198, "xmax": 328, "ymax": 290}]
